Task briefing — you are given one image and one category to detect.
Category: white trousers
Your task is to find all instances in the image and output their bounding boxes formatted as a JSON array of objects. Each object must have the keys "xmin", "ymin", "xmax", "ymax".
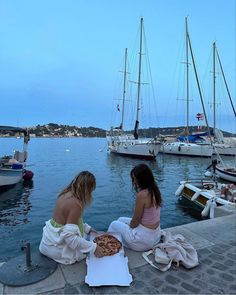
[{"xmin": 108, "ymin": 217, "xmax": 161, "ymax": 251}]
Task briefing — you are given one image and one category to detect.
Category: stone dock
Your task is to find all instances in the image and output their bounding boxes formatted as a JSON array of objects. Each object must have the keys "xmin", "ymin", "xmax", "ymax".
[{"xmin": 0, "ymin": 207, "xmax": 236, "ymax": 294}]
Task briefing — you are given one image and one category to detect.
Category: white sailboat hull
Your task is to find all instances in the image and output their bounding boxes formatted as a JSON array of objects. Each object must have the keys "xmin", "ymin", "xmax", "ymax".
[
  {"xmin": 160, "ymin": 142, "xmax": 213, "ymax": 157},
  {"xmin": 213, "ymin": 144, "xmax": 236, "ymax": 156},
  {"xmin": 108, "ymin": 138, "xmax": 161, "ymax": 160}
]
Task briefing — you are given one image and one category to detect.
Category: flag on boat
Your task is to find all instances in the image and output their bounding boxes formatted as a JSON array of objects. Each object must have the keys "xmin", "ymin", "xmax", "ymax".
[{"xmin": 196, "ymin": 113, "xmax": 204, "ymax": 121}]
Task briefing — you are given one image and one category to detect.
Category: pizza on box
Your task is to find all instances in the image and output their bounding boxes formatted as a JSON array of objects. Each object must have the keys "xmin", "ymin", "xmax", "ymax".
[{"xmin": 93, "ymin": 234, "xmax": 122, "ymax": 256}]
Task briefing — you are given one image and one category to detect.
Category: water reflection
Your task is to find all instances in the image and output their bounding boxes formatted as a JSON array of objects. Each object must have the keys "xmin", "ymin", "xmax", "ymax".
[{"xmin": 0, "ymin": 180, "xmax": 33, "ymax": 226}]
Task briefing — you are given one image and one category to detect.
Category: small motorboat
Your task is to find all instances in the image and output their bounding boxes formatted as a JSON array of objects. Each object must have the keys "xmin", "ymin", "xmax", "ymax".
[
  {"xmin": 0, "ymin": 126, "xmax": 33, "ymax": 191},
  {"xmin": 215, "ymin": 164, "xmax": 236, "ymax": 183},
  {"xmin": 205, "ymin": 158, "xmax": 236, "ymax": 183},
  {"xmin": 175, "ymin": 178, "xmax": 236, "ymax": 218}
]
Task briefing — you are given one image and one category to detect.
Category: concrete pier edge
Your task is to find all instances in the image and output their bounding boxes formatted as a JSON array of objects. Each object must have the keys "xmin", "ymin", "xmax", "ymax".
[{"xmin": 1, "ymin": 210, "xmax": 236, "ymax": 294}]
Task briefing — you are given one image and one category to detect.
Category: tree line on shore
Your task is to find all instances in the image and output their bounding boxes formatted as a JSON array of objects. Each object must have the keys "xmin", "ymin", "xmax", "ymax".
[{"xmin": 0, "ymin": 123, "xmax": 234, "ymax": 138}]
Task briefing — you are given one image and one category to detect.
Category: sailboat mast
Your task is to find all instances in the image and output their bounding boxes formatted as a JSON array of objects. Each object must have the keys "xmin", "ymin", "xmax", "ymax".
[
  {"xmin": 187, "ymin": 27, "xmax": 213, "ymax": 145},
  {"xmin": 215, "ymin": 46, "xmax": 236, "ymax": 117},
  {"xmin": 213, "ymin": 42, "xmax": 216, "ymax": 136},
  {"xmin": 134, "ymin": 17, "xmax": 143, "ymax": 140},
  {"xmin": 185, "ymin": 17, "xmax": 190, "ymax": 138},
  {"xmin": 120, "ymin": 48, "xmax": 128, "ymax": 130}
]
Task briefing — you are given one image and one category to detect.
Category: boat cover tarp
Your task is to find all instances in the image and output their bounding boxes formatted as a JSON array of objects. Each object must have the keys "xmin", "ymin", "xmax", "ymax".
[{"xmin": 177, "ymin": 133, "xmax": 208, "ymax": 143}]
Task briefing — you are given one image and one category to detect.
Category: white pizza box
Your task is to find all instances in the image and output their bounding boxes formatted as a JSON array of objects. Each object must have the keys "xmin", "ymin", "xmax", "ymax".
[{"xmin": 85, "ymin": 232, "xmax": 133, "ymax": 287}]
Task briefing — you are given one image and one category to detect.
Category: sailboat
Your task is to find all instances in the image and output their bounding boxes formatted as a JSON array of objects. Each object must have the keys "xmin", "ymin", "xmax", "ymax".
[
  {"xmin": 161, "ymin": 17, "xmax": 213, "ymax": 157},
  {"xmin": 106, "ymin": 18, "xmax": 161, "ymax": 160},
  {"xmin": 204, "ymin": 43, "xmax": 236, "ymax": 182},
  {"xmin": 209, "ymin": 42, "xmax": 236, "ymax": 156}
]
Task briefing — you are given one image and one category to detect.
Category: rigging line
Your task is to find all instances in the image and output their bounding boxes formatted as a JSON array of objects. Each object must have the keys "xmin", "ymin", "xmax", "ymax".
[
  {"xmin": 142, "ymin": 24, "xmax": 160, "ymax": 133},
  {"xmin": 215, "ymin": 47, "xmax": 236, "ymax": 118}
]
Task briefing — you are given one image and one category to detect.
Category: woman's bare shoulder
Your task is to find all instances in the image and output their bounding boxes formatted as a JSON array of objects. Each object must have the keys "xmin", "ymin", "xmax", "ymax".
[
  {"xmin": 137, "ymin": 189, "xmax": 149, "ymax": 198},
  {"xmin": 136, "ymin": 189, "xmax": 148, "ymax": 202}
]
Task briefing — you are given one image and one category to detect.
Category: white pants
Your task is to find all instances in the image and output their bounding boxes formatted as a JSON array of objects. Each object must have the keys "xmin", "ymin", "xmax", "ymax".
[{"xmin": 108, "ymin": 217, "xmax": 161, "ymax": 251}]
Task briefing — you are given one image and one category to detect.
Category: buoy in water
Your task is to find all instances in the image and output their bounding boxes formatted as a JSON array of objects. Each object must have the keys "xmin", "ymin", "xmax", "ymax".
[{"xmin": 23, "ymin": 170, "xmax": 34, "ymax": 181}]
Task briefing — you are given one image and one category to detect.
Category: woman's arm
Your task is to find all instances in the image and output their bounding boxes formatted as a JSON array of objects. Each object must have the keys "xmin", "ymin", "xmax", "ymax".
[{"xmin": 130, "ymin": 192, "xmax": 145, "ymax": 228}]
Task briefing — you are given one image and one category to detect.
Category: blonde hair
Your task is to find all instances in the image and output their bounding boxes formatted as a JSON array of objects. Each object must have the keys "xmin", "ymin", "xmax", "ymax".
[{"xmin": 58, "ymin": 171, "xmax": 96, "ymax": 208}]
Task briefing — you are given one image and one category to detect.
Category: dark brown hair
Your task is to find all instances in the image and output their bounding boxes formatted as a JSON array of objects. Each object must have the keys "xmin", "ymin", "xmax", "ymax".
[{"xmin": 130, "ymin": 164, "xmax": 162, "ymax": 207}]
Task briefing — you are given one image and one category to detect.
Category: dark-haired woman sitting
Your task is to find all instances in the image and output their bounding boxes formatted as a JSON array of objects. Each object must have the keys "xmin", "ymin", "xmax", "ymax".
[{"xmin": 108, "ymin": 164, "xmax": 162, "ymax": 251}]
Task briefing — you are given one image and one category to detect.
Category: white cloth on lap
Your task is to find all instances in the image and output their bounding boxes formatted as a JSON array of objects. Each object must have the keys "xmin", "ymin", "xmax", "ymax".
[{"xmin": 39, "ymin": 220, "xmax": 97, "ymax": 264}]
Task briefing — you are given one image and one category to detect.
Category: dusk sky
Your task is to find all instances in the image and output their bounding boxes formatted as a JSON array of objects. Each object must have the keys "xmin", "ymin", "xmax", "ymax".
[{"xmin": 0, "ymin": 0, "xmax": 235, "ymax": 133}]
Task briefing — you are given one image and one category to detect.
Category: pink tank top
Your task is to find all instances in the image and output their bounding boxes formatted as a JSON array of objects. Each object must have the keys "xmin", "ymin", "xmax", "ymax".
[{"xmin": 141, "ymin": 206, "xmax": 160, "ymax": 225}]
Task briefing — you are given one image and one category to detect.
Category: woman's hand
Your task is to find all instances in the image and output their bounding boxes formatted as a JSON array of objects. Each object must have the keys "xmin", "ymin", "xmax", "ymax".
[
  {"xmin": 94, "ymin": 245, "xmax": 105, "ymax": 258},
  {"xmin": 89, "ymin": 228, "xmax": 98, "ymax": 234}
]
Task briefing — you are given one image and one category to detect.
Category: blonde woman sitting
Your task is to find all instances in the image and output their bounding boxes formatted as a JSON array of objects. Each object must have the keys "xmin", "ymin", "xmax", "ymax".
[{"xmin": 39, "ymin": 171, "xmax": 104, "ymax": 264}]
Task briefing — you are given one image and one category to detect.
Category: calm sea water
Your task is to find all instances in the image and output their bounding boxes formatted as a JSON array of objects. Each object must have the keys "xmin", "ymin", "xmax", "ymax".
[{"xmin": 0, "ymin": 137, "xmax": 225, "ymax": 262}]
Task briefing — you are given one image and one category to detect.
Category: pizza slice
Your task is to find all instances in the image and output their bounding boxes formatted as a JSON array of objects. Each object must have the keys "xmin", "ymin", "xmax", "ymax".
[{"xmin": 93, "ymin": 234, "xmax": 122, "ymax": 256}]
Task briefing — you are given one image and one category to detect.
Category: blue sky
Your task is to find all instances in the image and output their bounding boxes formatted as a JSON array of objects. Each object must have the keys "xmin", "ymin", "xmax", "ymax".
[{"xmin": 0, "ymin": 0, "xmax": 235, "ymax": 133}]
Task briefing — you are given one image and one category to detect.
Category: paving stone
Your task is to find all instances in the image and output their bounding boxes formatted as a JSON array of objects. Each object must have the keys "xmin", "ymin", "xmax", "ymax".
[
  {"xmin": 141, "ymin": 285, "xmax": 161, "ymax": 294},
  {"xmin": 139, "ymin": 269, "xmax": 157, "ymax": 282},
  {"xmin": 117, "ymin": 281, "xmax": 148, "ymax": 294},
  {"xmin": 207, "ymin": 286, "xmax": 226, "ymax": 294},
  {"xmin": 210, "ymin": 244, "xmax": 231, "ymax": 254},
  {"xmin": 39, "ymin": 287, "xmax": 65, "ymax": 295},
  {"xmin": 93, "ymin": 285, "xmax": 119, "ymax": 294},
  {"xmin": 206, "ymin": 268, "xmax": 216, "ymax": 275},
  {"xmin": 63, "ymin": 283, "xmax": 79, "ymax": 294},
  {"xmin": 176, "ymin": 270, "xmax": 192, "ymax": 280},
  {"xmin": 223, "ymin": 259, "xmax": 235, "ymax": 267},
  {"xmin": 113, "ymin": 286, "xmax": 134, "ymax": 294},
  {"xmin": 218, "ymin": 272, "xmax": 235, "ymax": 282},
  {"xmin": 78, "ymin": 282, "xmax": 95, "ymax": 294},
  {"xmin": 192, "ymin": 278, "xmax": 209, "ymax": 289},
  {"xmin": 160, "ymin": 284, "xmax": 179, "ymax": 294},
  {"xmin": 208, "ymin": 253, "xmax": 225, "ymax": 261},
  {"xmin": 227, "ymin": 253, "xmax": 236, "ymax": 260},
  {"xmin": 229, "ymin": 284, "xmax": 236, "ymax": 292},
  {"xmin": 208, "ymin": 276, "xmax": 228, "ymax": 289},
  {"xmin": 197, "ymin": 248, "xmax": 212, "ymax": 255},
  {"xmin": 165, "ymin": 274, "xmax": 180, "ymax": 285},
  {"xmin": 229, "ymin": 241, "xmax": 236, "ymax": 247},
  {"xmin": 200, "ymin": 258, "xmax": 213, "ymax": 265},
  {"xmin": 148, "ymin": 277, "xmax": 164, "ymax": 289},
  {"xmin": 181, "ymin": 282, "xmax": 201, "ymax": 294},
  {"xmin": 212, "ymin": 262, "xmax": 229, "ymax": 271}
]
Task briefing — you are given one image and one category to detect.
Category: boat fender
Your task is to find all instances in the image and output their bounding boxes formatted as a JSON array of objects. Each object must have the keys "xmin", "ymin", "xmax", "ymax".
[
  {"xmin": 23, "ymin": 170, "xmax": 34, "ymax": 180},
  {"xmin": 175, "ymin": 184, "xmax": 184, "ymax": 196},
  {"xmin": 204, "ymin": 170, "xmax": 212, "ymax": 178},
  {"xmin": 178, "ymin": 146, "xmax": 181, "ymax": 151},
  {"xmin": 209, "ymin": 199, "xmax": 217, "ymax": 219},
  {"xmin": 191, "ymin": 191, "xmax": 201, "ymax": 201},
  {"xmin": 201, "ymin": 200, "xmax": 211, "ymax": 217}
]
